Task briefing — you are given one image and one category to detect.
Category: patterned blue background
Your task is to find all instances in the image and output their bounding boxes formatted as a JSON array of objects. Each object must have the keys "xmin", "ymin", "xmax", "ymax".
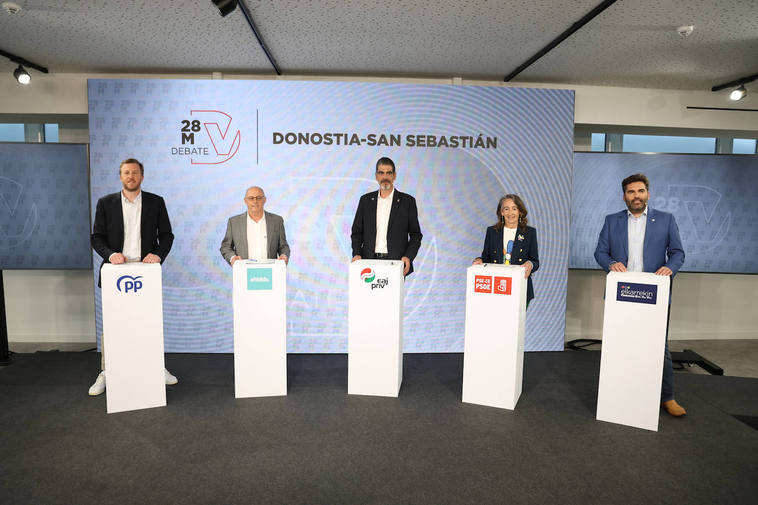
[
  {"xmin": 571, "ymin": 153, "xmax": 758, "ymax": 273},
  {"xmin": 0, "ymin": 143, "xmax": 91, "ymax": 269},
  {"xmin": 88, "ymin": 80, "xmax": 574, "ymax": 352}
]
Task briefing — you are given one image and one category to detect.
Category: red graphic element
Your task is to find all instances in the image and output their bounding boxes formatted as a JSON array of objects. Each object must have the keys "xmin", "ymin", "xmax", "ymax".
[
  {"xmin": 493, "ymin": 276, "xmax": 512, "ymax": 295},
  {"xmin": 361, "ymin": 268, "xmax": 372, "ymax": 276},
  {"xmin": 474, "ymin": 275, "xmax": 492, "ymax": 293},
  {"xmin": 190, "ymin": 110, "xmax": 241, "ymax": 165}
]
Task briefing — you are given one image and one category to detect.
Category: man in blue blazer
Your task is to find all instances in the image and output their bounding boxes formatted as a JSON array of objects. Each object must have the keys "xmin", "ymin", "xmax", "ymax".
[
  {"xmin": 351, "ymin": 157, "xmax": 422, "ymax": 276},
  {"xmin": 594, "ymin": 173, "xmax": 686, "ymax": 417}
]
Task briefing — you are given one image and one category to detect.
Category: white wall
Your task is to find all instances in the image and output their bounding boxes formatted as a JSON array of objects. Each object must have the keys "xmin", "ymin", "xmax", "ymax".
[{"xmin": 2, "ymin": 72, "xmax": 757, "ymax": 344}]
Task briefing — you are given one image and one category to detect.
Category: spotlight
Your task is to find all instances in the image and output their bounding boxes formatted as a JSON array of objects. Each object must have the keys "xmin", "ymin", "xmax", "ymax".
[
  {"xmin": 212, "ymin": 0, "xmax": 237, "ymax": 17},
  {"xmin": 13, "ymin": 64, "xmax": 30, "ymax": 85},
  {"xmin": 729, "ymin": 85, "xmax": 747, "ymax": 101}
]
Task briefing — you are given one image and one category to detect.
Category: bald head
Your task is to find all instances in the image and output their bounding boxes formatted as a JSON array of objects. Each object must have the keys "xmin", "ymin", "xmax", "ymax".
[{"xmin": 244, "ymin": 186, "xmax": 266, "ymax": 219}]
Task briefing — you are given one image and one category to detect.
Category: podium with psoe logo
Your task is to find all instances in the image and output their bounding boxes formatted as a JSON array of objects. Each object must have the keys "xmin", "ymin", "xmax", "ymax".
[
  {"xmin": 462, "ymin": 264, "xmax": 527, "ymax": 410},
  {"xmin": 101, "ymin": 263, "xmax": 166, "ymax": 414},
  {"xmin": 596, "ymin": 271, "xmax": 670, "ymax": 431},
  {"xmin": 348, "ymin": 259, "xmax": 404, "ymax": 397},
  {"xmin": 233, "ymin": 259, "xmax": 287, "ymax": 398}
]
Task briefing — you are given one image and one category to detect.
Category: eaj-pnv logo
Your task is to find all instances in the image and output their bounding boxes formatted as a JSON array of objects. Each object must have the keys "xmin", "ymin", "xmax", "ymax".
[
  {"xmin": 171, "ymin": 109, "xmax": 241, "ymax": 165},
  {"xmin": 116, "ymin": 275, "xmax": 143, "ymax": 293},
  {"xmin": 360, "ymin": 267, "xmax": 388, "ymax": 290},
  {"xmin": 247, "ymin": 268, "xmax": 272, "ymax": 290}
]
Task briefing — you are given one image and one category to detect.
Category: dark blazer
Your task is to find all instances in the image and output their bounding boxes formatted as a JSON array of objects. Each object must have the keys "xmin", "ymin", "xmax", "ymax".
[
  {"xmin": 351, "ymin": 189, "xmax": 423, "ymax": 275},
  {"xmin": 91, "ymin": 190, "xmax": 174, "ymax": 285},
  {"xmin": 478, "ymin": 225, "xmax": 539, "ymax": 302},
  {"xmin": 594, "ymin": 208, "xmax": 684, "ymax": 276}
]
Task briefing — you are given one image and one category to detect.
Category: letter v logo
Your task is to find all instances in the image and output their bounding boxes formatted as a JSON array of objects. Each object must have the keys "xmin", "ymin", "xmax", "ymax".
[{"xmin": 190, "ymin": 110, "xmax": 241, "ymax": 164}]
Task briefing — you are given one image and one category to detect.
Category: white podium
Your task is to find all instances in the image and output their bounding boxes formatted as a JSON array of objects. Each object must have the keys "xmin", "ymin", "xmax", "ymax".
[
  {"xmin": 101, "ymin": 263, "xmax": 166, "ymax": 414},
  {"xmin": 348, "ymin": 259, "xmax": 404, "ymax": 397},
  {"xmin": 462, "ymin": 264, "xmax": 527, "ymax": 410},
  {"xmin": 596, "ymin": 271, "xmax": 670, "ymax": 431},
  {"xmin": 233, "ymin": 259, "xmax": 287, "ymax": 398}
]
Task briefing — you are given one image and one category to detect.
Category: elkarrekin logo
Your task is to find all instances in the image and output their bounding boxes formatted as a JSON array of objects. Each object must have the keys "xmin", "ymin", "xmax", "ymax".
[
  {"xmin": 616, "ymin": 282, "xmax": 658, "ymax": 305},
  {"xmin": 171, "ymin": 110, "xmax": 241, "ymax": 165}
]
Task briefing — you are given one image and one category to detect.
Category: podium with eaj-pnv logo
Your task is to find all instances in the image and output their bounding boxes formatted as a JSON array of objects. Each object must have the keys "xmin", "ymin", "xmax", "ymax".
[
  {"xmin": 462, "ymin": 264, "xmax": 527, "ymax": 410},
  {"xmin": 233, "ymin": 259, "xmax": 287, "ymax": 398},
  {"xmin": 596, "ymin": 271, "xmax": 671, "ymax": 431},
  {"xmin": 348, "ymin": 259, "xmax": 405, "ymax": 397},
  {"xmin": 101, "ymin": 263, "xmax": 166, "ymax": 414}
]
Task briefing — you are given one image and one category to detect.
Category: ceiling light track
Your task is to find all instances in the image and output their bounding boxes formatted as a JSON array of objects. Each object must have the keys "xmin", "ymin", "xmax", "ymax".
[
  {"xmin": 711, "ymin": 73, "xmax": 757, "ymax": 92},
  {"xmin": 237, "ymin": 0, "xmax": 281, "ymax": 76},
  {"xmin": 0, "ymin": 48, "xmax": 49, "ymax": 74},
  {"xmin": 503, "ymin": 0, "xmax": 618, "ymax": 82}
]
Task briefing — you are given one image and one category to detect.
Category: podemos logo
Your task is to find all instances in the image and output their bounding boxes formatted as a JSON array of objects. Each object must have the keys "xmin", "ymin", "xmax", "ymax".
[{"xmin": 360, "ymin": 267, "xmax": 388, "ymax": 290}]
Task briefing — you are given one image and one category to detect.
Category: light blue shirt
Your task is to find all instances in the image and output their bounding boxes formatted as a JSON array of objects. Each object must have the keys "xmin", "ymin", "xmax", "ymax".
[{"xmin": 627, "ymin": 206, "xmax": 647, "ymax": 272}]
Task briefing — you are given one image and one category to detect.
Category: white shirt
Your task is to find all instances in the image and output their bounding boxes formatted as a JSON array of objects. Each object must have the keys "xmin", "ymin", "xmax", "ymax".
[
  {"xmin": 246, "ymin": 213, "xmax": 268, "ymax": 260},
  {"xmin": 120, "ymin": 191, "xmax": 142, "ymax": 262},
  {"xmin": 502, "ymin": 226, "xmax": 517, "ymax": 264},
  {"xmin": 627, "ymin": 206, "xmax": 647, "ymax": 272},
  {"xmin": 374, "ymin": 189, "xmax": 394, "ymax": 254}
]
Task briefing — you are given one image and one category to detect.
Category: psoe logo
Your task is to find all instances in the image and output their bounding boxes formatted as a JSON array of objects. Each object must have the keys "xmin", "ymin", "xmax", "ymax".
[
  {"xmin": 360, "ymin": 267, "xmax": 388, "ymax": 290},
  {"xmin": 116, "ymin": 275, "xmax": 143, "ymax": 293},
  {"xmin": 616, "ymin": 282, "xmax": 658, "ymax": 305},
  {"xmin": 171, "ymin": 109, "xmax": 242, "ymax": 165},
  {"xmin": 247, "ymin": 268, "xmax": 272, "ymax": 290},
  {"xmin": 474, "ymin": 275, "xmax": 492, "ymax": 293},
  {"xmin": 493, "ymin": 276, "xmax": 512, "ymax": 295}
]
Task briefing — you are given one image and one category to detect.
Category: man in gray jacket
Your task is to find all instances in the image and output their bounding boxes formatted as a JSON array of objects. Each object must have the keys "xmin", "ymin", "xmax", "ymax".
[{"xmin": 220, "ymin": 186, "xmax": 290, "ymax": 265}]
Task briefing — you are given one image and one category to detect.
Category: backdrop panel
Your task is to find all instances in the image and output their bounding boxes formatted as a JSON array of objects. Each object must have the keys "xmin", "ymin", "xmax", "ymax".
[
  {"xmin": 571, "ymin": 153, "xmax": 758, "ymax": 274},
  {"xmin": 88, "ymin": 80, "xmax": 574, "ymax": 352},
  {"xmin": 0, "ymin": 143, "xmax": 90, "ymax": 269}
]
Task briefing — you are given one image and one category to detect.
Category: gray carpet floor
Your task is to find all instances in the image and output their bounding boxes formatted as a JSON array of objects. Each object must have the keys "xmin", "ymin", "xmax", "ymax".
[{"xmin": 1, "ymin": 351, "xmax": 756, "ymax": 505}]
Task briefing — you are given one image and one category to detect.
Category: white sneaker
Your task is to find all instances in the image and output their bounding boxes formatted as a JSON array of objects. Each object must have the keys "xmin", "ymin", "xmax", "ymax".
[
  {"xmin": 165, "ymin": 368, "xmax": 178, "ymax": 385},
  {"xmin": 88, "ymin": 371, "xmax": 106, "ymax": 396}
]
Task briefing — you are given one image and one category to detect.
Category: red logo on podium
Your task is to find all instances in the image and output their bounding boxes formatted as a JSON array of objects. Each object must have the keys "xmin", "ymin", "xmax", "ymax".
[
  {"xmin": 474, "ymin": 275, "xmax": 492, "ymax": 293},
  {"xmin": 493, "ymin": 276, "xmax": 512, "ymax": 295}
]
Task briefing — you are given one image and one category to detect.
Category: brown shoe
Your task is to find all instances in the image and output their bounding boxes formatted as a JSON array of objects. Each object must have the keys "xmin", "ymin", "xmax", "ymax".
[{"xmin": 661, "ymin": 399, "xmax": 686, "ymax": 417}]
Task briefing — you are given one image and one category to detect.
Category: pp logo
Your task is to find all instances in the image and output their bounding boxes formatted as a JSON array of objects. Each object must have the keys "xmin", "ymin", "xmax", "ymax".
[
  {"xmin": 361, "ymin": 268, "xmax": 375, "ymax": 283},
  {"xmin": 116, "ymin": 275, "xmax": 143, "ymax": 293}
]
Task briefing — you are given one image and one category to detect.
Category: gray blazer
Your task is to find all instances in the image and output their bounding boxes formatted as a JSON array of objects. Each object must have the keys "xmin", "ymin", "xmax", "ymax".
[{"xmin": 220, "ymin": 211, "xmax": 290, "ymax": 264}]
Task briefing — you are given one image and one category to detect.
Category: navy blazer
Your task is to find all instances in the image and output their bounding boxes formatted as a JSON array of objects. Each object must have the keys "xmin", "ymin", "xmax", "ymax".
[
  {"xmin": 478, "ymin": 225, "xmax": 539, "ymax": 302},
  {"xmin": 91, "ymin": 191, "xmax": 174, "ymax": 286},
  {"xmin": 350, "ymin": 189, "xmax": 423, "ymax": 275},
  {"xmin": 594, "ymin": 208, "xmax": 684, "ymax": 276}
]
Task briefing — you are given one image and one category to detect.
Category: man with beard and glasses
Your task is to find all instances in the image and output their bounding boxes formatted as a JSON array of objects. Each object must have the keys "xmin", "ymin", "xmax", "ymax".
[
  {"xmin": 88, "ymin": 158, "xmax": 176, "ymax": 396},
  {"xmin": 351, "ymin": 157, "xmax": 422, "ymax": 276},
  {"xmin": 594, "ymin": 173, "xmax": 686, "ymax": 417}
]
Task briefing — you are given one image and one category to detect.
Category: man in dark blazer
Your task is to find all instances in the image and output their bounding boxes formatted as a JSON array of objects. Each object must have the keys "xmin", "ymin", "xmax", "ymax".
[
  {"xmin": 88, "ymin": 158, "xmax": 175, "ymax": 395},
  {"xmin": 219, "ymin": 186, "xmax": 290, "ymax": 265},
  {"xmin": 351, "ymin": 157, "xmax": 422, "ymax": 276},
  {"xmin": 594, "ymin": 173, "xmax": 686, "ymax": 417}
]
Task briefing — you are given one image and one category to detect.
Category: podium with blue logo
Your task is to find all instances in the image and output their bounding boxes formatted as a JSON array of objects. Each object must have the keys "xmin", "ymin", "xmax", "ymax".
[
  {"xmin": 101, "ymin": 263, "xmax": 166, "ymax": 414},
  {"xmin": 348, "ymin": 259, "xmax": 404, "ymax": 397},
  {"xmin": 233, "ymin": 259, "xmax": 287, "ymax": 398},
  {"xmin": 596, "ymin": 271, "xmax": 671, "ymax": 431},
  {"xmin": 462, "ymin": 264, "xmax": 527, "ymax": 410}
]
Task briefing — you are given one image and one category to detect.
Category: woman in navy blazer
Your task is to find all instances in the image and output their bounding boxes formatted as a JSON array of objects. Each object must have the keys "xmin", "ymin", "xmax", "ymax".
[{"xmin": 473, "ymin": 194, "xmax": 539, "ymax": 304}]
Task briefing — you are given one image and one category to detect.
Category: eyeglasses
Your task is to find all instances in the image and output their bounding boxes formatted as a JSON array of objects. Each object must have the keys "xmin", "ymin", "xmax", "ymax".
[{"xmin": 245, "ymin": 196, "xmax": 265, "ymax": 202}]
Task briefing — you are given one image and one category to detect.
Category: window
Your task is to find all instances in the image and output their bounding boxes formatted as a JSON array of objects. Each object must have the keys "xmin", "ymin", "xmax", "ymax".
[
  {"xmin": 733, "ymin": 138, "xmax": 757, "ymax": 154},
  {"xmin": 591, "ymin": 133, "xmax": 606, "ymax": 152},
  {"xmin": 0, "ymin": 124, "xmax": 25, "ymax": 142},
  {"xmin": 621, "ymin": 135, "xmax": 716, "ymax": 154}
]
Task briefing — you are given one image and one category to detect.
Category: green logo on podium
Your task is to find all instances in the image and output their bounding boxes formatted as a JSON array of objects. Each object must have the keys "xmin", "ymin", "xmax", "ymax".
[{"xmin": 247, "ymin": 268, "xmax": 272, "ymax": 290}]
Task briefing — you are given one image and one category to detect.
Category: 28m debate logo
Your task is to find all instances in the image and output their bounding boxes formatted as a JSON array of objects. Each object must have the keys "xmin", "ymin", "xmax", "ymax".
[
  {"xmin": 116, "ymin": 275, "xmax": 143, "ymax": 293},
  {"xmin": 171, "ymin": 109, "xmax": 241, "ymax": 165}
]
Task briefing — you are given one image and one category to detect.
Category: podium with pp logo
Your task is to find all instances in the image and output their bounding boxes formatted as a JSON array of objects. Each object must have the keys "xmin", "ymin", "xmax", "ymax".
[
  {"xmin": 348, "ymin": 259, "xmax": 404, "ymax": 397},
  {"xmin": 101, "ymin": 263, "xmax": 166, "ymax": 414},
  {"xmin": 596, "ymin": 271, "xmax": 670, "ymax": 431},
  {"xmin": 462, "ymin": 264, "xmax": 527, "ymax": 410},
  {"xmin": 233, "ymin": 259, "xmax": 287, "ymax": 398}
]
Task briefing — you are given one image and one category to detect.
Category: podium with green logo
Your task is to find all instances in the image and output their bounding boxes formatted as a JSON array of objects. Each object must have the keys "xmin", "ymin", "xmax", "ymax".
[
  {"xmin": 596, "ymin": 271, "xmax": 670, "ymax": 431},
  {"xmin": 348, "ymin": 259, "xmax": 404, "ymax": 397},
  {"xmin": 233, "ymin": 259, "xmax": 287, "ymax": 398},
  {"xmin": 101, "ymin": 263, "xmax": 166, "ymax": 414}
]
